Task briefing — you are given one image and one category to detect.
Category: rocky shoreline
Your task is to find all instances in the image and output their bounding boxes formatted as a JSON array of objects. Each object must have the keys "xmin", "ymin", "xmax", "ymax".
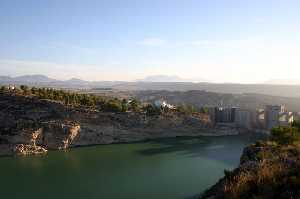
[
  {"xmin": 0, "ymin": 93, "xmax": 243, "ymax": 156},
  {"xmin": 0, "ymin": 118, "xmax": 241, "ymax": 157}
]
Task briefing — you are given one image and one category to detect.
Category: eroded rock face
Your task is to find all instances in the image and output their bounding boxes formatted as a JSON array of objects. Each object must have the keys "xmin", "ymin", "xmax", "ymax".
[
  {"xmin": 0, "ymin": 120, "xmax": 80, "ymax": 156},
  {"xmin": 6, "ymin": 128, "xmax": 43, "ymax": 146},
  {"xmin": 13, "ymin": 144, "xmax": 47, "ymax": 156},
  {"xmin": 0, "ymin": 93, "xmax": 82, "ymax": 155},
  {"xmin": 42, "ymin": 121, "xmax": 80, "ymax": 150}
]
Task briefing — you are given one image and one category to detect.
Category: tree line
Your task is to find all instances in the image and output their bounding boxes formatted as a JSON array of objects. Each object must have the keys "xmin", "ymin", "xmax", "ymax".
[
  {"xmin": 0, "ymin": 85, "xmax": 206, "ymax": 115},
  {"xmin": 0, "ymin": 85, "xmax": 142, "ymax": 113}
]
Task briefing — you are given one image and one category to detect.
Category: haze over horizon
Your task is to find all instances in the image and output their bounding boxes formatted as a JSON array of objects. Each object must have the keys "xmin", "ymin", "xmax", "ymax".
[{"xmin": 1, "ymin": 0, "xmax": 300, "ymax": 83}]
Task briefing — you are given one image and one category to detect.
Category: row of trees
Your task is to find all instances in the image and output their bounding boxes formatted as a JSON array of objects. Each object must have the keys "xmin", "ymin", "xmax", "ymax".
[
  {"xmin": 1, "ymin": 85, "xmax": 204, "ymax": 115},
  {"xmin": 1, "ymin": 85, "xmax": 142, "ymax": 113}
]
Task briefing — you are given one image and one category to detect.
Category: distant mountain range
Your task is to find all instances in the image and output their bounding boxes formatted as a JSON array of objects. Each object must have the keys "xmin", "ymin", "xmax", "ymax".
[
  {"xmin": 137, "ymin": 75, "xmax": 209, "ymax": 83},
  {"xmin": 0, "ymin": 75, "xmax": 126, "ymax": 88},
  {"xmin": 0, "ymin": 75, "xmax": 57, "ymax": 83},
  {"xmin": 265, "ymin": 79, "xmax": 300, "ymax": 85},
  {"xmin": 2, "ymin": 74, "xmax": 300, "ymax": 98}
]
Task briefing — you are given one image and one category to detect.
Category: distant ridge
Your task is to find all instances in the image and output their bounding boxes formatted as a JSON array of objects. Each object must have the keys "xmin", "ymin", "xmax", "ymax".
[
  {"xmin": 0, "ymin": 75, "xmax": 126, "ymax": 89},
  {"xmin": 137, "ymin": 75, "xmax": 208, "ymax": 83},
  {"xmin": 265, "ymin": 79, "xmax": 300, "ymax": 85},
  {"xmin": 14, "ymin": 75, "xmax": 57, "ymax": 83},
  {"xmin": 0, "ymin": 76, "xmax": 12, "ymax": 81},
  {"xmin": 64, "ymin": 78, "xmax": 89, "ymax": 85},
  {"xmin": 0, "ymin": 75, "xmax": 57, "ymax": 83},
  {"xmin": 2, "ymin": 74, "xmax": 300, "ymax": 98}
]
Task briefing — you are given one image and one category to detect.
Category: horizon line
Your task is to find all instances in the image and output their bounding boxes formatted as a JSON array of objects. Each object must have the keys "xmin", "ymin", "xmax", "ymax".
[{"xmin": 1, "ymin": 74, "xmax": 300, "ymax": 86}]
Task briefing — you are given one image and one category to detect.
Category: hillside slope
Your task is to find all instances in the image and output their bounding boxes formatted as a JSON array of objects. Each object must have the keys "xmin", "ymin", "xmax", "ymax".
[{"xmin": 201, "ymin": 126, "xmax": 300, "ymax": 199}]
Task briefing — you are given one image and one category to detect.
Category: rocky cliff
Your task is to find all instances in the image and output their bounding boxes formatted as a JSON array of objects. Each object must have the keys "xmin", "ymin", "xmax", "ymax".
[{"xmin": 0, "ymin": 93, "xmax": 239, "ymax": 156}]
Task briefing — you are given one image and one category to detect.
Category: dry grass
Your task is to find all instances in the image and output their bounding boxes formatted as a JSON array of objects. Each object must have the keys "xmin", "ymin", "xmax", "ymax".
[{"xmin": 223, "ymin": 160, "xmax": 286, "ymax": 199}]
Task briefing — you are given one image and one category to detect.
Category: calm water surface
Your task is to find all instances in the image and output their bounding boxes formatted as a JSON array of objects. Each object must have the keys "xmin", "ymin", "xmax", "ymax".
[{"xmin": 0, "ymin": 135, "xmax": 263, "ymax": 199}]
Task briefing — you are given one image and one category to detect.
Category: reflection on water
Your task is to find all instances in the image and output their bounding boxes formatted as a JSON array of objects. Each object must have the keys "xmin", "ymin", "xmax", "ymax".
[
  {"xmin": 0, "ymin": 134, "xmax": 264, "ymax": 199},
  {"xmin": 205, "ymin": 145, "xmax": 225, "ymax": 150}
]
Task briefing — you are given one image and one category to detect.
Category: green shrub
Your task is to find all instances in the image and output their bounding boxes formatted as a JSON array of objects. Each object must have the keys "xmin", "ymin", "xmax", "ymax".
[
  {"xmin": 143, "ymin": 104, "xmax": 161, "ymax": 116},
  {"xmin": 20, "ymin": 85, "xmax": 30, "ymax": 95},
  {"xmin": 121, "ymin": 99, "xmax": 128, "ymax": 112},
  {"xmin": 103, "ymin": 99, "xmax": 123, "ymax": 112},
  {"xmin": 292, "ymin": 120, "xmax": 300, "ymax": 132},
  {"xmin": 129, "ymin": 99, "xmax": 140, "ymax": 112},
  {"xmin": 0, "ymin": 86, "xmax": 6, "ymax": 93},
  {"xmin": 271, "ymin": 126, "xmax": 300, "ymax": 145}
]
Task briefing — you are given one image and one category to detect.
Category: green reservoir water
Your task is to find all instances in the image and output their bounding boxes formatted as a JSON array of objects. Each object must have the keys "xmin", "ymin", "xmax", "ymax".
[{"xmin": 0, "ymin": 135, "xmax": 262, "ymax": 199}]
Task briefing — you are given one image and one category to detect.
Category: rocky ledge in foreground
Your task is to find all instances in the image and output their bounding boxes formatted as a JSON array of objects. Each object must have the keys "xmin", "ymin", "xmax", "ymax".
[
  {"xmin": 0, "ymin": 93, "xmax": 240, "ymax": 156},
  {"xmin": 201, "ymin": 126, "xmax": 300, "ymax": 199}
]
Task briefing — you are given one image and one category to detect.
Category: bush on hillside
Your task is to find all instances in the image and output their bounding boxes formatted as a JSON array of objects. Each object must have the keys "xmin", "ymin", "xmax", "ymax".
[{"xmin": 271, "ymin": 126, "xmax": 300, "ymax": 145}]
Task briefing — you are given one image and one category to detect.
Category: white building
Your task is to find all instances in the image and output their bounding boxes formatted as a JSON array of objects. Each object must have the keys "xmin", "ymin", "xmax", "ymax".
[
  {"xmin": 279, "ymin": 112, "xmax": 294, "ymax": 127},
  {"xmin": 7, "ymin": 85, "xmax": 15, "ymax": 91},
  {"xmin": 154, "ymin": 100, "xmax": 175, "ymax": 109}
]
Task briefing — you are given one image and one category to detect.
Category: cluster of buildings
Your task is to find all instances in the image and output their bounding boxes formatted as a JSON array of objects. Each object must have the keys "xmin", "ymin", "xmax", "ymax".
[
  {"xmin": 148, "ymin": 98, "xmax": 295, "ymax": 132},
  {"xmin": 208, "ymin": 105, "xmax": 294, "ymax": 131},
  {"xmin": 262, "ymin": 105, "xmax": 294, "ymax": 129}
]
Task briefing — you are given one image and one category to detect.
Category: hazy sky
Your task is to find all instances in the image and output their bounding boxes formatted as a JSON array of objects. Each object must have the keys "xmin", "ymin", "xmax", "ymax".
[{"xmin": 1, "ymin": 0, "xmax": 300, "ymax": 83}]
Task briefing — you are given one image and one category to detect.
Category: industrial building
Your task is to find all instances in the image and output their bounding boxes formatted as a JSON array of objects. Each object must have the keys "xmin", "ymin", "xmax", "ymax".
[
  {"xmin": 234, "ymin": 109, "xmax": 252, "ymax": 129},
  {"xmin": 207, "ymin": 105, "xmax": 294, "ymax": 131},
  {"xmin": 214, "ymin": 107, "xmax": 237, "ymax": 123}
]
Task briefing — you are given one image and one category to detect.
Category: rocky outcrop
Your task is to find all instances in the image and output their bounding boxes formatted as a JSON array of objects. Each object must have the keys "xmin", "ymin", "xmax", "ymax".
[
  {"xmin": 41, "ymin": 121, "xmax": 80, "ymax": 149},
  {"xmin": 13, "ymin": 144, "xmax": 47, "ymax": 155},
  {"xmin": 200, "ymin": 140, "xmax": 300, "ymax": 199}
]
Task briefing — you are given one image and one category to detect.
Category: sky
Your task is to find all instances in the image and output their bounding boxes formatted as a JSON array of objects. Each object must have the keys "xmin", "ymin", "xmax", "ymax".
[{"xmin": 0, "ymin": 0, "xmax": 300, "ymax": 83}]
